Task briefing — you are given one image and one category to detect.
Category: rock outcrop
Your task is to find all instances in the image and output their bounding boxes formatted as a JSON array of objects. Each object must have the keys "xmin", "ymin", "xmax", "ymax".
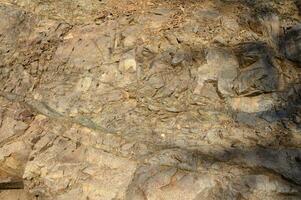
[{"xmin": 0, "ymin": 0, "xmax": 301, "ymax": 199}]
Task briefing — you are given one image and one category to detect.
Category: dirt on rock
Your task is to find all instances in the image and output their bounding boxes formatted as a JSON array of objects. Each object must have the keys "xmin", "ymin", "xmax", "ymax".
[{"xmin": 0, "ymin": 0, "xmax": 301, "ymax": 200}]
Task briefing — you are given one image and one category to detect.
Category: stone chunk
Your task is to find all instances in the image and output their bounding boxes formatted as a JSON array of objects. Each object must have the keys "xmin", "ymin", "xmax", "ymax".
[
  {"xmin": 195, "ymin": 48, "xmax": 238, "ymax": 97},
  {"xmin": 234, "ymin": 59, "xmax": 278, "ymax": 96}
]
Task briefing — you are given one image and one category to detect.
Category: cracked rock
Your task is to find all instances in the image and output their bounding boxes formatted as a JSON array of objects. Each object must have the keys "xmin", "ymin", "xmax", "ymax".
[{"xmin": 0, "ymin": 1, "xmax": 301, "ymax": 200}]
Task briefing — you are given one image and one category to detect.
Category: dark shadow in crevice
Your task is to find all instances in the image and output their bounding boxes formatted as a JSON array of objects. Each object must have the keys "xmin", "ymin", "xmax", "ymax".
[{"xmin": 0, "ymin": 181, "xmax": 24, "ymax": 190}]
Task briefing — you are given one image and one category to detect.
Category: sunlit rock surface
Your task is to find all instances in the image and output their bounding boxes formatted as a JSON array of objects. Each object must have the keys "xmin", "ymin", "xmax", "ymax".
[{"xmin": 0, "ymin": 0, "xmax": 301, "ymax": 199}]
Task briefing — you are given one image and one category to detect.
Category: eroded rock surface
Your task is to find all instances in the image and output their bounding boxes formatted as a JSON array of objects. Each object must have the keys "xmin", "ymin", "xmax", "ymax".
[{"xmin": 1, "ymin": 0, "xmax": 301, "ymax": 199}]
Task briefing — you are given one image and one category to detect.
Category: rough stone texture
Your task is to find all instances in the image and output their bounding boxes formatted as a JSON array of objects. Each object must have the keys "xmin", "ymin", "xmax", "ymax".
[
  {"xmin": 283, "ymin": 23, "xmax": 301, "ymax": 64},
  {"xmin": 0, "ymin": 0, "xmax": 301, "ymax": 199},
  {"xmin": 0, "ymin": 190, "xmax": 32, "ymax": 200}
]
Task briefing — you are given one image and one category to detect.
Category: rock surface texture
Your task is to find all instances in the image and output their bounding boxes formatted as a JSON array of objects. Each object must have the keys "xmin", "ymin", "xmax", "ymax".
[{"xmin": 0, "ymin": 0, "xmax": 301, "ymax": 199}]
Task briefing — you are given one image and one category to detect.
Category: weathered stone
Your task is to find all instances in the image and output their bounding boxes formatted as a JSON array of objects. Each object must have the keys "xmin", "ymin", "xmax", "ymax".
[
  {"xmin": 222, "ymin": 16, "xmax": 240, "ymax": 32},
  {"xmin": 0, "ymin": 1, "xmax": 301, "ymax": 199},
  {"xmin": 228, "ymin": 94, "xmax": 276, "ymax": 113},
  {"xmin": 195, "ymin": 48, "xmax": 238, "ymax": 97},
  {"xmin": 0, "ymin": 190, "xmax": 32, "ymax": 200},
  {"xmin": 283, "ymin": 24, "xmax": 301, "ymax": 64},
  {"xmin": 234, "ymin": 59, "xmax": 278, "ymax": 95},
  {"xmin": 171, "ymin": 52, "xmax": 185, "ymax": 66}
]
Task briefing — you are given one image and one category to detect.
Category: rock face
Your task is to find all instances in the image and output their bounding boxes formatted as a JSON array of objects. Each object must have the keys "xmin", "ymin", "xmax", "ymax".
[{"xmin": 0, "ymin": 0, "xmax": 301, "ymax": 200}]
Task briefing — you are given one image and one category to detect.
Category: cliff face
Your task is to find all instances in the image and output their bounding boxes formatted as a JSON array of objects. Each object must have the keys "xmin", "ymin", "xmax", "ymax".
[{"xmin": 0, "ymin": 1, "xmax": 301, "ymax": 199}]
